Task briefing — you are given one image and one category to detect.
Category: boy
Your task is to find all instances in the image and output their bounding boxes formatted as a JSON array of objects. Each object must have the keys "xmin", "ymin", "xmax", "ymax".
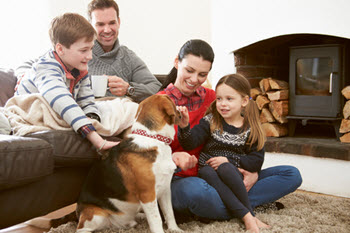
[{"xmin": 15, "ymin": 13, "xmax": 118, "ymax": 151}]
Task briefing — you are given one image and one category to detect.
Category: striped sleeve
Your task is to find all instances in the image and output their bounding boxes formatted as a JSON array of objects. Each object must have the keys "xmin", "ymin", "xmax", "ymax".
[
  {"xmin": 76, "ymin": 73, "xmax": 100, "ymax": 119},
  {"xmin": 33, "ymin": 60, "xmax": 92, "ymax": 132}
]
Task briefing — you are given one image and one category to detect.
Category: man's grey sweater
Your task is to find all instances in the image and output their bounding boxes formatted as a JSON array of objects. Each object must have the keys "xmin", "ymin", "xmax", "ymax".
[{"xmin": 88, "ymin": 40, "xmax": 161, "ymax": 102}]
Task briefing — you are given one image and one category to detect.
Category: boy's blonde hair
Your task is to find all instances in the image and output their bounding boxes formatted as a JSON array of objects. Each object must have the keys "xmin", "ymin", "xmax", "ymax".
[
  {"xmin": 49, "ymin": 13, "xmax": 96, "ymax": 49},
  {"xmin": 206, "ymin": 73, "xmax": 266, "ymax": 150}
]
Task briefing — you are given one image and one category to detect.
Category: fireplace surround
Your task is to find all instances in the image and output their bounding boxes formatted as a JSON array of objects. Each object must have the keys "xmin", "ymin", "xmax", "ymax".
[{"xmin": 233, "ymin": 33, "xmax": 350, "ymax": 139}]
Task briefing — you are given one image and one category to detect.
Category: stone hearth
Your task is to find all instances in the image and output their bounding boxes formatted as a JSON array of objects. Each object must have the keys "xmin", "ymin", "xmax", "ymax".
[{"xmin": 266, "ymin": 137, "xmax": 350, "ymax": 161}]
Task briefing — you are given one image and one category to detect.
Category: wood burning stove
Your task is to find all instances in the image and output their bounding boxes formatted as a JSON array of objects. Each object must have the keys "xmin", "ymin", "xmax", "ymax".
[{"xmin": 287, "ymin": 44, "xmax": 344, "ymax": 138}]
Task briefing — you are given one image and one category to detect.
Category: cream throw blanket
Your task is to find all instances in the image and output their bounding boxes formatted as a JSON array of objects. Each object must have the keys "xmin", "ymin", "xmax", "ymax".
[{"xmin": 0, "ymin": 94, "xmax": 138, "ymax": 136}]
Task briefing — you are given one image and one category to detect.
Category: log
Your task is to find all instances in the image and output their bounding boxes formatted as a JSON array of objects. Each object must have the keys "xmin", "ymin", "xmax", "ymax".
[
  {"xmin": 262, "ymin": 123, "xmax": 288, "ymax": 137},
  {"xmin": 256, "ymin": 95, "xmax": 270, "ymax": 110},
  {"xmin": 266, "ymin": 90, "xmax": 289, "ymax": 101},
  {"xmin": 344, "ymin": 100, "xmax": 350, "ymax": 119},
  {"xmin": 268, "ymin": 78, "xmax": 289, "ymax": 90},
  {"xmin": 342, "ymin": 86, "xmax": 350, "ymax": 100},
  {"xmin": 340, "ymin": 132, "xmax": 350, "ymax": 143},
  {"xmin": 260, "ymin": 108, "xmax": 275, "ymax": 123},
  {"xmin": 251, "ymin": 87, "xmax": 262, "ymax": 100},
  {"xmin": 269, "ymin": 101, "xmax": 289, "ymax": 123},
  {"xmin": 339, "ymin": 119, "xmax": 350, "ymax": 133},
  {"xmin": 259, "ymin": 78, "xmax": 271, "ymax": 94}
]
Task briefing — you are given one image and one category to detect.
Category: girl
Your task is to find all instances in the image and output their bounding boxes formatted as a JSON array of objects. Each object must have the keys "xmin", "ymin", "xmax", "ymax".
[{"xmin": 177, "ymin": 73, "xmax": 270, "ymax": 232}]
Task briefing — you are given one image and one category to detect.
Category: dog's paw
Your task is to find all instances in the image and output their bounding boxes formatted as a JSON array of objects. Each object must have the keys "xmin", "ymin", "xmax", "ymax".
[
  {"xmin": 136, "ymin": 212, "xmax": 146, "ymax": 220},
  {"xmin": 127, "ymin": 220, "xmax": 138, "ymax": 228},
  {"xmin": 168, "ymin": 226, "xmax": 184, "ymax": 232}
]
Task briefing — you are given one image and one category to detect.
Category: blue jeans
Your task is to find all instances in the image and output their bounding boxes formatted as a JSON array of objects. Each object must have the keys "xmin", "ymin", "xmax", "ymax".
[{"xmin": 171, "ymin": 165, "xmax": 302, "ymax": 220}]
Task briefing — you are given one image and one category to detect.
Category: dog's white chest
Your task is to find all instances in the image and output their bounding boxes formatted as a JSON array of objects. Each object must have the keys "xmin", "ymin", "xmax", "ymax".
[
  {"xmin": 130, "ymin": 134, "xmax": 176, "ymax": 193},
  {"xmin": 153, "ymin": 143, "xmax": 176, "ymax": 194}
]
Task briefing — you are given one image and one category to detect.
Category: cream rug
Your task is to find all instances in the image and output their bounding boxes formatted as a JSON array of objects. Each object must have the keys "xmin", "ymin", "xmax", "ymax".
[{"xmin": 46, "ymin": 191, "xmax": 350, "ymax": 233}]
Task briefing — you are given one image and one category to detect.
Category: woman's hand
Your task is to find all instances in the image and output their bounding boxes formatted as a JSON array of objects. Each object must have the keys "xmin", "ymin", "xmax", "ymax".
[
  {"xmin": 206, "ymin": 157, "xmax": 228, "ymax": 170},
  {"xmin": 238, "ymin": 168, "xmax": 259, "ymax": 192},
  {"xmin": 176, "ymin": 106, "xmax": 189, "ymax": 128},
  {"xmin": 172, "ymin": 151, "xmax": 197, "ymax": 171}
]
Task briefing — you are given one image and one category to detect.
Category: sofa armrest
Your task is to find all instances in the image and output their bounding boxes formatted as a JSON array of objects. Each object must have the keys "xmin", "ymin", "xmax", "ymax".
[{"xmin": 0, "ymin": 135, "xmax": 54, "ymax": 191}]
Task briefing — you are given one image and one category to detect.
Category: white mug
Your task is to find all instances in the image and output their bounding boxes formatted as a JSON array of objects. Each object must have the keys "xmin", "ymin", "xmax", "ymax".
[{"xmin": 91, "ymin": 75, "xmax": 108, "ymax": 97}]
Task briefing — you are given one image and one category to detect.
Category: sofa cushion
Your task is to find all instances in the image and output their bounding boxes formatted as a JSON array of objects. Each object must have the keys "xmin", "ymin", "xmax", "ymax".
[
  {"xmin": 0, "ymin": 135, "xmax": 54, "ymax": 190},
  {"xmin": 27, "ymin": 130, "xmax": 101, "ymax": 167},
  {"xmin": 0, "ymin": 68, "xmax": 16, "ymax": 107}
]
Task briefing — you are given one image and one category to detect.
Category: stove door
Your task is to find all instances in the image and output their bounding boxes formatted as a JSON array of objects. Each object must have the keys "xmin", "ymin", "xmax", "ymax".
[{"xmin": 289, "ymin": 45, "xmax": 342, "ymax": 118}]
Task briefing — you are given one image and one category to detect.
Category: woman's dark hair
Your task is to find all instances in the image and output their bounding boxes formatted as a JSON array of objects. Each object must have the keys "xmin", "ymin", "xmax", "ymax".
[{"xmin": 159, "ymin": 39, "xmax": 214, "ymax": 90}]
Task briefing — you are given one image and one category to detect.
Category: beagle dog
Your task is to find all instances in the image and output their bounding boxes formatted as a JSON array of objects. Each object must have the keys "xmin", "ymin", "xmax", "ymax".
[{"xmin": 28, "ymin": 95, "xmax": 183, "ymax": 233}]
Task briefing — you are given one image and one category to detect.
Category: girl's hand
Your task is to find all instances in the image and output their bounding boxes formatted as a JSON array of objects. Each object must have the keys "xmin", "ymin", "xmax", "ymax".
[
  {"xmin": 176, "ymin": 106, "xmax": 189, "ymax": 128},
  {"xmin": 206, "ymin": 157, "xmax": 229, "ymax": 170}
]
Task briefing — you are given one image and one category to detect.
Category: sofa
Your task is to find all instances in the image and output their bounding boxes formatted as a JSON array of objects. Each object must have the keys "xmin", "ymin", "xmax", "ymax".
[{"xmin": 0, "ymin": 68, "xmax": 121, "ymax": 229}]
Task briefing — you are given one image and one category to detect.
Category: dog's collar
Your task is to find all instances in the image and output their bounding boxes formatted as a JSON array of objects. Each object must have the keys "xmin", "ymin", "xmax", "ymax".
[{"xmin": 131, "ymin": 129, "xmax": 173, "ymax": 145}]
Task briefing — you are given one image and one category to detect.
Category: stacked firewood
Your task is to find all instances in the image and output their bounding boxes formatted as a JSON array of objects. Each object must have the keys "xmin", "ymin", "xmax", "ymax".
[
  {"xmin": 251, "ymin": 77, "xmax": 289, "ymax": 137},
  {"xmin": 340, "ymin": 86, "xmax": 350, "ymax": 142}
]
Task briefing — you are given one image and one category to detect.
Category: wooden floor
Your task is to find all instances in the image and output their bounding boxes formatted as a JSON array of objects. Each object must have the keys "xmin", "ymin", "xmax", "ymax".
[{"xmin": 0, "ymin": 204, "xmax": 76, "ymax": 233}]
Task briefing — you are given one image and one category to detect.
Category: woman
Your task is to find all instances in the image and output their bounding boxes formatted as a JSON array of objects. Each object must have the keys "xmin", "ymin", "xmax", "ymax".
[{"xmin": 158, "ymin": 39, "xmax": 302, "ymax": 221}]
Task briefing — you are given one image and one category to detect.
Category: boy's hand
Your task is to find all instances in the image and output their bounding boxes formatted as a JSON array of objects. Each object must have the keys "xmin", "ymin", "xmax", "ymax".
[
  {"xmin": 86, "ymin": 131, "xmax": 120, "ymax": 153},
  {"xmin": 100, "ymin": 140, "xmax": 120, "ymax": 151},
  {"xmin": 108, "ymin": 75, "xmax": 129, "ymax": 96},
  {"xmin": 176, "ymin": 106, "xmax": 189, "ymax": 128}
]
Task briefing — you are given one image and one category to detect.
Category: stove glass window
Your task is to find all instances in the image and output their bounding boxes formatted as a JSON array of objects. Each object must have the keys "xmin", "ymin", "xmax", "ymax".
[{"xmin": 295, "ymin": 57, "xmax": 333, "ymax": 96}]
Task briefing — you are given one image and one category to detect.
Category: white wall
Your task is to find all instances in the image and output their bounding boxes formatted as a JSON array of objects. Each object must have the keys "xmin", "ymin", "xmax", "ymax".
[
  {"xmin": 117, "ymin": 0, "xmax": 211, "ymax": 75},
  {"xmin": 2, "ymin": 0, "xmax": 350, "ymax": 85},
  {"xmin": 0, "ymin": 0, "xmax": 88, "ymax": 69},
  {"xmin": 211, "ymin": 0, "xmax": 350, "ymax": 87},
  {"xmin": 0, "ymin": 0, "xmax": 211, "ymax": 76}
]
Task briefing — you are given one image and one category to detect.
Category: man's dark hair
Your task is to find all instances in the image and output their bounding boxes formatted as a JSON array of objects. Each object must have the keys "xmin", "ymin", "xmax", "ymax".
[{"xmin": 87, "ymin": 0, "xmax": 119, "ymax": 21}]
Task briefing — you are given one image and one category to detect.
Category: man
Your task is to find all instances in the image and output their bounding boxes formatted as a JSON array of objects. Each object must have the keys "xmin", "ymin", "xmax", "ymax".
[{"xmin": 87, "ymin": 0, "xmax": 161, "ymax": 102}]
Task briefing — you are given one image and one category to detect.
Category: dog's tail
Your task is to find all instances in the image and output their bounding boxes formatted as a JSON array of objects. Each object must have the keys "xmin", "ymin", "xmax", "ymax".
[{"xmin": 25, "ymin": 211, "xmax": 78, "ymax": 229}]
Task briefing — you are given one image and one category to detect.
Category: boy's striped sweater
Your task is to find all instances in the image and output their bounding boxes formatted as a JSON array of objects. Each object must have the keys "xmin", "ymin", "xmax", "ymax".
[{"xmin": 15, "ymin": 50, "xmax": 100, "ymax": 132}]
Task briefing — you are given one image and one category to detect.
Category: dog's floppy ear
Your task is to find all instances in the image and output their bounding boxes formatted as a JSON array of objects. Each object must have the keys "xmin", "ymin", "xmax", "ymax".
[
  {"xmin": 161, "ymin": 95, "xmax": 177, "ymax": 125},
  {"xmin": 135, "ymin": 98, "xmax": 156, "ymax": 129},
  {"xmin": 135, "ymin": 95, "xmax": 177, "ymax": 130}
]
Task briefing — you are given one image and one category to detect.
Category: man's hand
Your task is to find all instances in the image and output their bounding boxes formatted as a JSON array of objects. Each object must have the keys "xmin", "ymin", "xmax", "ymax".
[
  {"xmin": 238, "ymin": 168, "xmax": 258, "ymax": 192},
  {"xmin": 206, "ymin": 157, "xmax": 228, "ymax": 170},
  {"xmin": 108, "ymin": 76, "xmax": 129, "ymax": 96},
  {"xmin": 172, "ymin": 152, "xmax": 197, "ymax": 171}
]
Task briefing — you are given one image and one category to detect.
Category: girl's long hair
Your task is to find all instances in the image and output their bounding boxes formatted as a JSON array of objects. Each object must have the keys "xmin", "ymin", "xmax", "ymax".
[
  {"xmin": 159, "ymin": 39, "xmax": 214, "ymax": 91},
  {"xmin": 206, "ymin": 73, "xmax": 266, "ymax": 150}
]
